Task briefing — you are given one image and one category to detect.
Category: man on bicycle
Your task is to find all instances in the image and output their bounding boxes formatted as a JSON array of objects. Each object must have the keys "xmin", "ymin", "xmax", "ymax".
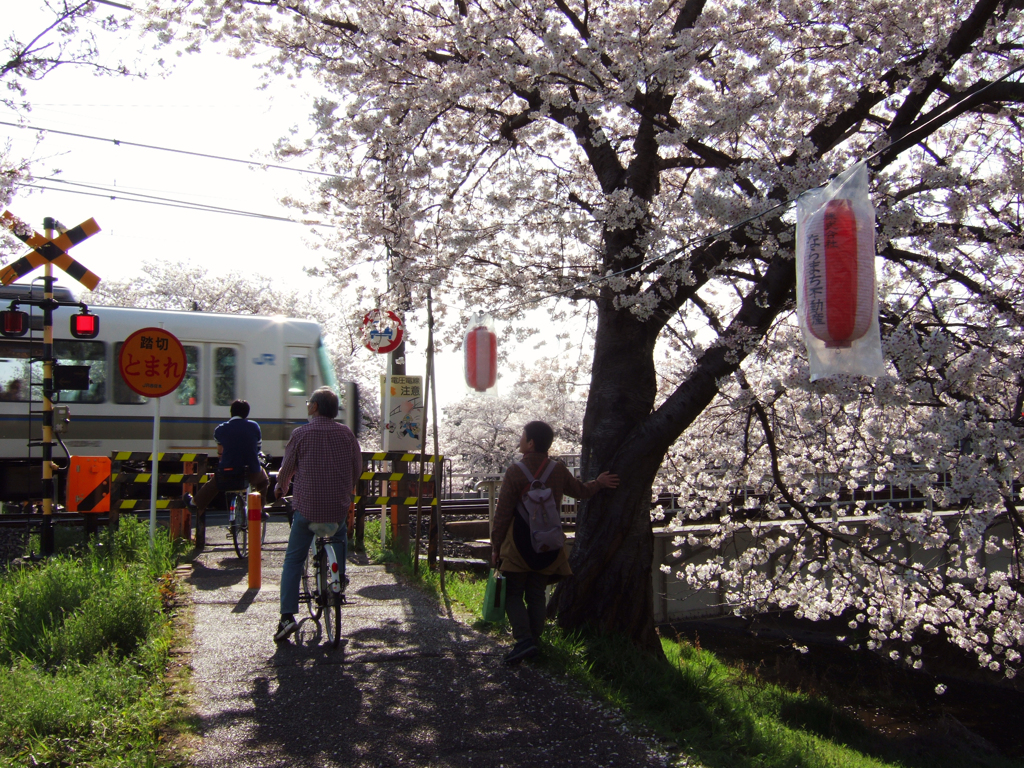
[
  {"xmin": 274, "ymin": 386, "xmax": 362, "ymax": 642},
  {"xmin": 191, "ymin": 399, "xmax": 269, "ymax": 516}
]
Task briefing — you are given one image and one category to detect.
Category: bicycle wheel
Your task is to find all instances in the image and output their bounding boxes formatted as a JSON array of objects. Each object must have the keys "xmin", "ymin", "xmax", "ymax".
[
  {"xmin": 302, "ymin": 542, "xmax": 321, "ymax": 620},
  {"xmin": 321, "ymin": 551, "xmax": 341, "ymax": 648},
  {"xmin": 326, "ymin": 600, "xmax": 341, "ymax": 648},
  {"xmin": 231, "ymin": 494, "xmax": 248, "ymax": 559}
]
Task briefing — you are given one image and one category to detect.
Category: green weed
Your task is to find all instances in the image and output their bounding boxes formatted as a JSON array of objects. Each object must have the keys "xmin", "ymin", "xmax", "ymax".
[
  {"xmin": 0, "ymin": 517, "xmax": 186, "ymax": 767},
  {"xmin": 371, "ymin": 532, "xmax": 1021, "ymax": 768}
]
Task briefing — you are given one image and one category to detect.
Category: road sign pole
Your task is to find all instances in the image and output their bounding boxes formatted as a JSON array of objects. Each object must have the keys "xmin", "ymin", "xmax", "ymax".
[
  {"xmin": 114, "ymin": 326, "xmax": 186, "ymax": 546},
  {"xmin": 388, "ymin": 334, "xmax": 411, "ymax": 553},
  {"xmin": 149, "ymin": 323, "xmax": 165, "ymax": 544},
  {"xmin": 151, "ymin": 394, "xmax": 161, "ymax": 544},
  {"xmin": 40, "ymin": 217, "xmax": 56, "ymax": 556}
]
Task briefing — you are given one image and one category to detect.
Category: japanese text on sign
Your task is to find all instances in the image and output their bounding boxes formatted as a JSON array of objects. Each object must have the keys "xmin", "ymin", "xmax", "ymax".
[
  {"xmin": 118, "ymin": 327, "xmax": 187, "ymax": 398},
  {"xmin": 381, "ymin": 374, "xmax": 423, "ymax": 451}
]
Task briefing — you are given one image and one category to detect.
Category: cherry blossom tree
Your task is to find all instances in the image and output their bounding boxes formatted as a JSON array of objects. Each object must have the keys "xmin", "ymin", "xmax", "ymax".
[
  {"xmin": 86, "ymin": 261, "xmax": 304, "ymax": 315},
  {"xmin": 440, "ymin": 357, "xmax": 586, "ymax": 488},
  {"xmin": 143, "ymin": 0, "xmax": 1024, "ymax": 662}
]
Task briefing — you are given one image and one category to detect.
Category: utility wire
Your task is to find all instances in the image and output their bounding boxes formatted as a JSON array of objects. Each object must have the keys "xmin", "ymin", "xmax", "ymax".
[
  {"xmin": 0, "ymin": 118, "xmax": 345, "ymax": 180},
  {"xmin": 34, "ymin": 175, "xmax": 328, "ymax": 224},
  {"xmin": 20, "ymin": 181, "xmax": 326, "ymax": 225}
]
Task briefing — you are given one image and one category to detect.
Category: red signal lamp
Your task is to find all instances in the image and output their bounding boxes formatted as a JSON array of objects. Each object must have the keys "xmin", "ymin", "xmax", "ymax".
[
  {"xmin": 0, "ymin": 308, "xmax": 29, "ymax": 338},
  {"xmin": 70, "ymin": 311, "xmax": 99, "ymax": 339}
]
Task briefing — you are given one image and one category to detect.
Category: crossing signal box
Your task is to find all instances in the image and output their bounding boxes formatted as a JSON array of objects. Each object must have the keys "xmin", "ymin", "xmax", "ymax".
[
  {"xmin": 1, "ymin": 308, "xmax": 28, "ymax": 337},
  {"xmin": 70, "ymin": 312, "xmax": 99, "ymax": 339},
  {"xmin": 67, "ymin": 455, "xmax": 111, "ymax": 513}
]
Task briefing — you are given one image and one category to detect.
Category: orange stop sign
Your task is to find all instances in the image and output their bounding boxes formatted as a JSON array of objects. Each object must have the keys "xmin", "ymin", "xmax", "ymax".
[{"xmin": 118, "ymin": 327, "xmax": 187, "ymax": 398}]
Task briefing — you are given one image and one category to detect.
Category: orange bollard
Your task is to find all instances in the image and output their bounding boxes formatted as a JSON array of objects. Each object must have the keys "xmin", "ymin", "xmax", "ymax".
[{"xmin": 248, "ymin": 491, "xmax": 262, "ymax": 589}]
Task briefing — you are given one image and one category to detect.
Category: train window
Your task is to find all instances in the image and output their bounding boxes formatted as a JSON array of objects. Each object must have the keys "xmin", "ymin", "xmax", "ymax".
[
  {"xmin": 214, "ymin": 347, "xmax": 236, "ymax": 405},
  {"xmin": 113, "ymin": 342, "xmax": 148, "ymax": 404},
  {"xmin": 289, "ymin": 354, "xmax": 308, "ymax": 396},
  {"xmin": 0, "ymin": 340, "xmax": 31, "ymax": 402},
  {"xmin": 176, "ymin": 346, "xmax": 200, "ymax": 406},
  {"xmin": 0, "ymin": 340, "xmax": 105, "ymax": 403}
]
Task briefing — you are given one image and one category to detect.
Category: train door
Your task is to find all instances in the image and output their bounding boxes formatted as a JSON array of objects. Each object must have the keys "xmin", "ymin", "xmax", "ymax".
[
  {"xmin": 285, "ymin": 345, "xmax": 312, "ymax": 421},
  {"xmin": 161, "ymin": 341, "xmax": 203, "ymax": 448},
  {"xmin": 211, "ymin": 344, "xmax": 240, "ymax": 429}
]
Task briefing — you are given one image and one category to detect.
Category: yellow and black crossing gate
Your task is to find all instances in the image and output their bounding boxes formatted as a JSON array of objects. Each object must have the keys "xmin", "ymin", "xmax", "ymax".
[
  {"xmin": 110, "ymin": 452, "xmax": 209, "ymax": 543},
  {"xmin": 0, "ymin": 211, "xmax": 101, "ymax": 290},
  {"xmin": 355, "ymin": 451, "xmax": 442, "ymax": 506}
]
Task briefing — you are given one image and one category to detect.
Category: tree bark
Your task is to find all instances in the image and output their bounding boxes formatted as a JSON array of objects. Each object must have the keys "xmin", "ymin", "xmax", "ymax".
[
  {"xmin": 553, "ymin": 297, "xmax": 667, "ymax": 656},
  {"xmin": 554, "ymin": 248, "xmax": 798, "ymax": 657}
]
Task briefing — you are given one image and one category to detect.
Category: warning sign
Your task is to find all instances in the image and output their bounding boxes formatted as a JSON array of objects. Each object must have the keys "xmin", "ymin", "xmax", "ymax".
[
  {"xmin": 363, "ymin": 309, "xmax": 404, "ymax": 354},
  {"xmin": 381, "ymin": 374, "xmax": 423, "ymax": 451},
  {"xmin": 118, "ymin": 327, "xmax": 188, "ymax": 398}
]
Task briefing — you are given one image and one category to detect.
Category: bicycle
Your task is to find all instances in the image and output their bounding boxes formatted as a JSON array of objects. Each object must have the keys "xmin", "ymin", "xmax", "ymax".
[
  {"xmin": 226, "ymin": 486, "xmax": 268, "ymax": 559},
  {"xmin": 222, "ymin": 453, "xmax": 272, "ymax": 559},
  {"xmin": 299, "ymin": 521, "xmax": 347, "ymax": 648}
]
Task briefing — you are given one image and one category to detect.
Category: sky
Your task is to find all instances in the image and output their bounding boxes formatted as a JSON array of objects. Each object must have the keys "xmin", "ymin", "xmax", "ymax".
[
  {"xmin": 4, "ymin": 17, "xmax": 327, "ymax": 291},
  {"xmin": 4, "ymin": 2, "xmax": 476, "ymax": 407}
]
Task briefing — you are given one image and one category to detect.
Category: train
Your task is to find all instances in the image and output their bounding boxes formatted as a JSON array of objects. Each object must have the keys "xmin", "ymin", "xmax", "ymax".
[{"xmin": 0, "ymin": 283, "xmax": 344, "ymax": 502}]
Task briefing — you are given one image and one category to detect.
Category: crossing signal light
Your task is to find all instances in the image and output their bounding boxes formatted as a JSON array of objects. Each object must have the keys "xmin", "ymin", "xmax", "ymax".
[
  {"xmin": 70, "ymin": 311, "xmax": 99, "ymax": 339},
  {"xmin": 0, "ymin": 308, "xmax": 28, "ymax": 337}
]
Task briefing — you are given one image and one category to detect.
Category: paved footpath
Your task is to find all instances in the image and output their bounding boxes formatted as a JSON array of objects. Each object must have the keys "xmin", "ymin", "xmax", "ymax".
[{"xmin": 183, "ymin": 521, "xmax": 670, "ymax": 768}]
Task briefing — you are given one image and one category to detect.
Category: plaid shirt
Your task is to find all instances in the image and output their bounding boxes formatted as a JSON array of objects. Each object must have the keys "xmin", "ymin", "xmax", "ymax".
[{"xmin": 277, "ymin": 416, "xmax": 362, "ymax": 524}]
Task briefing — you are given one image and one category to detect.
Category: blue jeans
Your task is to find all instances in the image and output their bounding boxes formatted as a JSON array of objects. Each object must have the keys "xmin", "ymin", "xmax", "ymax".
[{"xmin": 280, "ymin": 511, "xmax": 347, "ymax": 615}]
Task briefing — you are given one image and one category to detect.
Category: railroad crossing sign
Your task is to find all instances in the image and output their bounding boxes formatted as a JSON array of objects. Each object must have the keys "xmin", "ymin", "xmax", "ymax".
[
  {"xmin": 0, "ymin": 210, "xmax": 102, "ymax": 290},
  {"xmin": 363, "ymin": 309, "xmax": 404, "ymax": 354},
  {"xmin": 118, "ymin": 327, "xmax": 188, "ymax": 398}
]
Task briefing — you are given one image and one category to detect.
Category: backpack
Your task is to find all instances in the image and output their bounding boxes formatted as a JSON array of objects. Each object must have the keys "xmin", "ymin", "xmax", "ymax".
[{"xmin": 514, "ymin": 459, "xmax": 565, "ymax": 554}]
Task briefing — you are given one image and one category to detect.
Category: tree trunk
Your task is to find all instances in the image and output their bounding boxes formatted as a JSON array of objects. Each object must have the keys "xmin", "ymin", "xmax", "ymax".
[
  {"xmin": 553, "ymin": 249, "xmax": 797, "ymax": 657},
  {"xmin": 553, "ymin": 298, "xmax": 667, "ymax": 657}
]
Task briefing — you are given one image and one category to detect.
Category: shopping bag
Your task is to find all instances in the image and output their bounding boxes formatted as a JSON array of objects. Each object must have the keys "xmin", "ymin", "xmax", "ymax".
[{"xmin": 482, "ymin": 569, "xmax": 506, "ymax": 623}]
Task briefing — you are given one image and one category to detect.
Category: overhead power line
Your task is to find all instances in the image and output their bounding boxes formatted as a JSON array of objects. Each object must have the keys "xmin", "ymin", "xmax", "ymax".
[
  {"xmin": 20, "ymin": 178, "xmax": 328, "ymax": 225},
  {"xmin": 0, "ymin": 119, "xmax": 345, "ymax": 180}
]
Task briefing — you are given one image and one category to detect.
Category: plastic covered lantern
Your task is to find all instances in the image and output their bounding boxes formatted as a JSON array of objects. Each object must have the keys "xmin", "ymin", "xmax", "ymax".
[
  {"xmin": 464, "ymin": 314, "xmax": 497, "ymax": 392},
  {"xmin": 799, "ymin": 197, "xmax": 875, "ymax": 347},
  {"xmin": 795, "ymin": 162, "xmax": 885, "ymax": 380}
]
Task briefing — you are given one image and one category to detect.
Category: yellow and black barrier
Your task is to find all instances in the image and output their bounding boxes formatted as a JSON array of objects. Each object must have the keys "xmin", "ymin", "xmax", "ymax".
[
  {"xmin": 110, "ymin": 452, "xmax": 209, "ymax": 543},
  {"xmin": 355, "ymin": 496, "xmax": 439, "ymax": 506},
  {"xmin": 358, "ymin": 471, "xmax": 437, "ymax": 482},
  {"xmin": 354, "ymin": 451, "xmax": 444, "ymax": 554}
]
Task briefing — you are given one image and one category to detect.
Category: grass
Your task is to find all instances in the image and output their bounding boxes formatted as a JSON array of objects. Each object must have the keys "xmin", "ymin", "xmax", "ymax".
[
  {"xmin": 0, "ymin": 517, "xmax": 190, "ymax": 767},
  {"xmin": 363, "ymin": 522, "xmax": 1022, "ymax": 768}
]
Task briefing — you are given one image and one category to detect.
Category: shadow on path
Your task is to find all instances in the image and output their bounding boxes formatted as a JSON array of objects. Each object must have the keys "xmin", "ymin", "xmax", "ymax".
[{"xmin": 186, "ymin": 526, "xmax": 666, "ymax": 768}]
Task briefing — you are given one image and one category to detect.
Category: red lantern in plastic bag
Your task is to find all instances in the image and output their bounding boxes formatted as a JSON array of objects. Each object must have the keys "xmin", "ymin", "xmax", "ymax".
[
  {"xmin": 795, "ymin": 162, "xmax": 885, "ymax": 380},
  {"xmin": 800, "ymin": 198, "xmax": 874, "ymax": 348},
  {"xmin": 464, "ymin": 322, "xmax": 497, "ymax": 392}
]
